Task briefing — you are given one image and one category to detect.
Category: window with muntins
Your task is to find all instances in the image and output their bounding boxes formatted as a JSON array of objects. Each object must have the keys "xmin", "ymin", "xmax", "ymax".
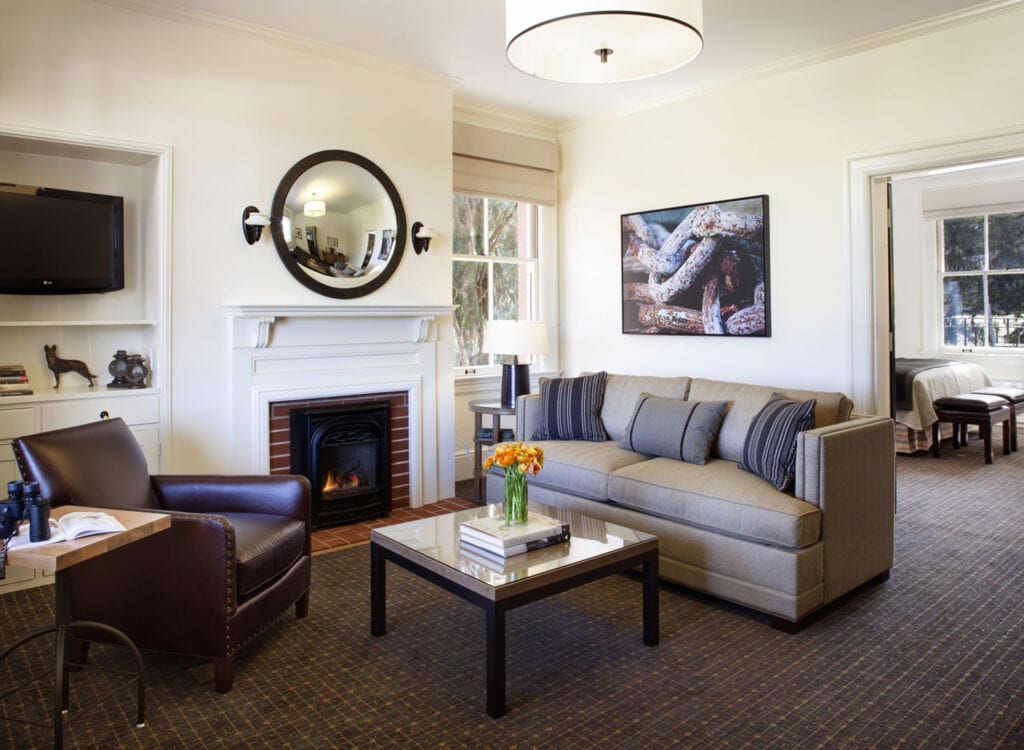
[
  {"xmin": 940, "ymin": 210, "xmax": 1024, "ymax": 350},
  {"xmin": 452, "ymin": 194, "xmax": 541, "ymax": 372}
]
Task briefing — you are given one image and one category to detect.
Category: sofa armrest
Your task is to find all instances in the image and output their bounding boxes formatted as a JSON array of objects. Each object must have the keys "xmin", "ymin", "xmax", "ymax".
[
  {"xmin": 516, "ymin": 393, "xmax": 542, "ymax": 442},
  {"xmin": 794, "ymin": 416, "xmax": 895, "ymax": 604},
  {"xmin": 151, "ymin": 474, "xmax": 311, "ymax": 523}
]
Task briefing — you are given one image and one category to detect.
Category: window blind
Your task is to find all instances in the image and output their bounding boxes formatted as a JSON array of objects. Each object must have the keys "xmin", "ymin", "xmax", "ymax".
[{"xmin": 453, "ymin": 122, "xmax": 558, "ymax": 205}]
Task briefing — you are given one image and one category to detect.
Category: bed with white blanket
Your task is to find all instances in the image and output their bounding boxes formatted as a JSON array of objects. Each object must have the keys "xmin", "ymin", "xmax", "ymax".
[{"xmin": 893, "ymin": 359, "xmax": 992, "ymax": 453}]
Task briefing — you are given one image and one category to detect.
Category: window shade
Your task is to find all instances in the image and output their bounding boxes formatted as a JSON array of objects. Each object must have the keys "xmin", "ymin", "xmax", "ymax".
[
  {"xmin": 922, "ymin": 180, "xmax": 1024, "ymax": 218},
  {"xmin": 453, "ymin": 122, "xmax": 558, "ymax": 205}
]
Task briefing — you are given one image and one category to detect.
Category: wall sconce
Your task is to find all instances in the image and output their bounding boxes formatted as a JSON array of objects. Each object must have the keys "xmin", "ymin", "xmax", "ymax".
[
  {"xmin": 412, "ymin": 222, "xmax": 437, "ymax": 254},
  {"xmin": 242, "ymin": 206, "xmax": 270, "ymax": 245}
]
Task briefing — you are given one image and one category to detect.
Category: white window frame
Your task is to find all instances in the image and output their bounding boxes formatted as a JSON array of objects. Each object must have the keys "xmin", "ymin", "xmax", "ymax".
[
  {"xmin": 937, "ymin": 210, "xmax": 1024, "ymax": 355},
  {"xmin": 453, "ymin": 194, "xmax": 558, "ymax": 383}
]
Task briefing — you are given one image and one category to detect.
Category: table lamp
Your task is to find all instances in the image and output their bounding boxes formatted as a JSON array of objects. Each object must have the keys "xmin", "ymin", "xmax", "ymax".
[{"xmin": 482, "ymin": 320, "xmax": 550, "ymax": 408}]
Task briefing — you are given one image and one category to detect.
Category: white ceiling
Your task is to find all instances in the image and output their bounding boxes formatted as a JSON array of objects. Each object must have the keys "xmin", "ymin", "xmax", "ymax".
[{"xmin": 130, "ymin": 0, "xmax": 1009, "ymax": 126}]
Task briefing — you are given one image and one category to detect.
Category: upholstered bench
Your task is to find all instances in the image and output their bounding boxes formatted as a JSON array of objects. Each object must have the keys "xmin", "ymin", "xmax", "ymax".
[
  {"xmin": 969, "ymin": 386, "xmax": 1024, "ymax": 452},
  {"xmin": 931, "ymin": 393, "xmax": 1012, "ymax": 464}
]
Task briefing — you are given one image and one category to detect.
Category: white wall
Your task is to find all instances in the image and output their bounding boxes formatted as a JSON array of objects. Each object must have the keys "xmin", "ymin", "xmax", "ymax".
[
  {"xmin": 892, "ymin": 160, "xmax": 1024, "ymax": 382},
  {"xmin": 0, "ymin": 0, "xmax": 456, "ymax": 496},
  {"xmin": 557, "ymin": 8, "xmax": 1024, "ymax": 407}
]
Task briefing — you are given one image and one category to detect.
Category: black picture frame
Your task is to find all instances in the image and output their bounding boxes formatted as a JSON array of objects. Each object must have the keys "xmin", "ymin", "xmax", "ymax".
[{"xmin": 620, "ymin": 194, "xmax": 770, "ymax": 337}]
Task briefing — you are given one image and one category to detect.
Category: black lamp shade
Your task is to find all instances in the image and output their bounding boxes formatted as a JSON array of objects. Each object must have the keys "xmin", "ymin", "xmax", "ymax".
[{"xmin": 500, "ymin": 363, "xmax": 531, "ymax": 409}]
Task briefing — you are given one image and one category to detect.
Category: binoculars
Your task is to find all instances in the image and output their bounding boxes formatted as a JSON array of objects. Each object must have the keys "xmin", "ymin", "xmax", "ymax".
[{"xmin": 1, "ymin": 480, "xmax": 51, "ymax": 543}]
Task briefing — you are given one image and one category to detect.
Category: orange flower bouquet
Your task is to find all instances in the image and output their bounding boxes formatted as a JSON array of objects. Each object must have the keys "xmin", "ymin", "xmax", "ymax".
[{"xmin": 483, "ymin": 442, "xmax": 544, "ymax": 525}]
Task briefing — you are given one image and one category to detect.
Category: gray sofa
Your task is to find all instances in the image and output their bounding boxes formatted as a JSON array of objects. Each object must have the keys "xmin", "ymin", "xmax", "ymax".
[{"xmin": 485, "ymin": 373, "xmax": 896, "ymax": 630}]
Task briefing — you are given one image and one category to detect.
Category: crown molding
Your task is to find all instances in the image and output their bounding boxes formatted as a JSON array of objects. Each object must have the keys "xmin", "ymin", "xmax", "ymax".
[
  {"xmin": 92, "ymin": 0, "xmax": 460, "ymax": 90},
  {"xmin": 453, "ymin": 102, "xmax": 559, "ymax": 142},
  {"xmin": 560, "ymin": 0, "xmax": 1024, "ymax": 132}
]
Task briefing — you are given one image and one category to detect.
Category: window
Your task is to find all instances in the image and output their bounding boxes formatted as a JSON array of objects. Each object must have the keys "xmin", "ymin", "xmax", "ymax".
[
  {"xmin": 940, "ymin": 211, "xmax": 1024, "ymax": 349},
  {"xmin": 452, "ymin": 194, "xmax": 541, "ymax": 371}
]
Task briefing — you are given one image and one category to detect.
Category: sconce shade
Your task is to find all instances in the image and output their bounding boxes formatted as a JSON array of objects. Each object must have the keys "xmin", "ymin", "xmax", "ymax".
[
  {"xmin": 505, "ymin": 0, "xmax": 703, "ymax": 84},
  {"xmin": 304, "ymin": 193, "xmax": 326, "ymax": 217},
  {"xmin": 242, "ymin": 205, "xmax": 270, "ymax": 245},
  {"xmin": 412, "ymin": 221, "xmax": 437, "ymax": 254}
]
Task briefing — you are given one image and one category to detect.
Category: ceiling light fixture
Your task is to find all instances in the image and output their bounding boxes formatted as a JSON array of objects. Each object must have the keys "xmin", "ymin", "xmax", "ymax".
[
  {"xmin": 304, "ymin": 192, "xmax": 326, "ymax": 217},
  {"xmin": 505, "ymin": 0, "xmax": 703, "ymax": 84}
]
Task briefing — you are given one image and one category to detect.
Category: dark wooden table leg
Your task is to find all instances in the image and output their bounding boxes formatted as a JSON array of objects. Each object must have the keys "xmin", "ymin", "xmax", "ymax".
[
  {"xmin": 485, "ymin": 605, "xmax": 506, "ymax": 718},
  {"xmin": 370, "ymin": 543, "xmax": 387, "ymax": 637},
  {"xmin": 1003, "ymin": 420, "xmax": 1011, "ymax": 455},
  {"xmin": 642, "ymin": 555, "xmax": 660, "ymax": 647},
  {"xmin": 932, "ymin": 422, "xmax": 941, "ymax": 457},
  {"xmin": 473, "ymin": 410, "xmax": 484, "ymax": 503},
  {"xmin": 983, "ymin": 423, "xmax": 993, "ymax": 464},
  {"xmin": 53, "ymin": 570, "xmax": 71, "ymax": 750}
]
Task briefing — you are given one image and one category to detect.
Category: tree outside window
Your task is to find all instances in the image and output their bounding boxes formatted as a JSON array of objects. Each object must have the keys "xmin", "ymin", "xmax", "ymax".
[
  {"xmin": 941, "ymin": 211, "xmax": 1024, "ymax": 349},
  {"xmin": 453, "ymin": 195, "xmax": 538, "ymax": 369}
]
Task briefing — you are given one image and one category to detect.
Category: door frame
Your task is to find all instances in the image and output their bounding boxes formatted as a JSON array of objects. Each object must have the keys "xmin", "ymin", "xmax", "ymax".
[{"xmin": 846, "ymin": 127, "xmax": 1024, "ymax": 415}]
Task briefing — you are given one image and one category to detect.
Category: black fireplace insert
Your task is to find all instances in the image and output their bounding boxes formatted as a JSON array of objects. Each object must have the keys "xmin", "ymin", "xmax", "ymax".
[{"xmin": 290, "ymin": 403, "xmax": 391, "ymax": 528}]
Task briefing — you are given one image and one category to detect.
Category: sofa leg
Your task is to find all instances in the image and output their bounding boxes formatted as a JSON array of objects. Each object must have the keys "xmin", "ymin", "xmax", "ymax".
[
  {"xmin": 214, "ymin": 655, "xmax": 235, "ymax": 693},
  {"xmin": 870, "ymin": 569, "xmax": 891, "ymax": 585},
  {"xmin": 295, "ymin": 590, "xmax": 310, "ymax": 619},
  {"xmin": 769, "ymin": 616, "xmax": 805, "ymax": 634}
]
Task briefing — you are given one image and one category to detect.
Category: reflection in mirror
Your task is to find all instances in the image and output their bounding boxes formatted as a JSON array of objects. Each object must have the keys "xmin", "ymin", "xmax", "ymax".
[{"xmin": 271, "ymin": 150, "xmax": 406, "ymax": 299}]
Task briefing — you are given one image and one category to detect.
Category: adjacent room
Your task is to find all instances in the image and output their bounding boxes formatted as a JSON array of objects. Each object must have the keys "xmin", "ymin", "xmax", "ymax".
[{"xmin": 1, "ymin": 0, "xmax": 1022, "ymax": 747}]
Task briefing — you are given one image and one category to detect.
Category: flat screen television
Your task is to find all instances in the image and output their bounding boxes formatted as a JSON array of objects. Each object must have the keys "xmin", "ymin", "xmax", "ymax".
[{"xmin": 0, "ymin": 183, "xmax": 125, "ymax": 294}]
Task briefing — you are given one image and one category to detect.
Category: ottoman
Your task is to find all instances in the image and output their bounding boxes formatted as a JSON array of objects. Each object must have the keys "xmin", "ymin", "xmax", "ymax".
[
  {"xmin": 932, "ymin": 393, "xmax": 1011, "ymax": 464},
  {"xmin": 969, "ymin": 386, "xmax": 1024, "ymax": 452}
]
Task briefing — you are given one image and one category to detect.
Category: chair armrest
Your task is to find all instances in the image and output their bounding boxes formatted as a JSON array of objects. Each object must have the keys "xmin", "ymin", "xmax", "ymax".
[
  {"xmin": 794, "ymin": 416, "xmax": 895, "ymax": 604},
  {"xmin": 516, "ymin": 393, "xmax": 541, "ymax": 442},
  {"xmin": 151, "ymin": 474, "xmax": 310, "ymax": 523},
  {"xmin": 69, "ymin": 511, "xmax": 241, "ymax": 654}
]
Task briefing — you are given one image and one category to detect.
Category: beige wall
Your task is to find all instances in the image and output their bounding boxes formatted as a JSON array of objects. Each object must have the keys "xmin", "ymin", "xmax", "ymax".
[
  {"xmin": 556, "ymin": 8, "xmax": 1024, "ymax": 408},
  {"xmin": 0, "ymin": 0, "xmax": 455, "ymax": 491}
]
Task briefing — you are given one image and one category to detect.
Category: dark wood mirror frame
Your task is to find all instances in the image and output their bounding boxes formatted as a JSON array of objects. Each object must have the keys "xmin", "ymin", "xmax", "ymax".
[{"xmin": 270, "ymin": 150, "xmax": 407, "ymax": 299}]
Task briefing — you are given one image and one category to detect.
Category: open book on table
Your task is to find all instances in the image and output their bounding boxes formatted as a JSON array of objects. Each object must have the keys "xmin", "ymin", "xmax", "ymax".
[{"xmin": 8, "ymin": 511, "xmax": 127, "ymax": 548}]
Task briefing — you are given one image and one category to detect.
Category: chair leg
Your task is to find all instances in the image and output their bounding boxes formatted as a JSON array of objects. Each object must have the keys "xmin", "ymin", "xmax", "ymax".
[
  {"xmin": 214, "ymin": 655, "xmax": 235, "ymax": 693},
  {"xmin": 67, "ymin": 637, "xmax": 91, "ymax": 672},
  {"xmin": 932, "ymin": 422, "xmax": 941, "ymax": 457},
  {"xmin": 295, "ymin": 590, "xmax": 310, "ymax": 619},
  {"xmin": 1003, "ymin": 420, "xmax": 1011, "ymax": 456}
]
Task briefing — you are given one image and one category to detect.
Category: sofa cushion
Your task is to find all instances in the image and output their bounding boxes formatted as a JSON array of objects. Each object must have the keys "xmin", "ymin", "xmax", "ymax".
[
  {"xmin": 533, "ymin": 371, "xmax": 607, "ymax": 441},
  {"xmin": 619, "ymin": 395, "xmax": 728, "ymax": 465},
  {"xmin": 688, "ymin": 378, "xmax": 852, "ymax": 462},
  {"xmin": 492, "ymin": 440, "xmax": 650, "ymax": 502},
  {"xmin": 608, "ymin": 458, "xmax": 821, "ymax": 548},
  {"xmin": 222, "ymin": 512, "xmax": 307, "ymax": 597},
  {"xmin": 598, "ymin": 373, "xmax": 692, "ymax": 442},
  {"xmin": 740, "ymin": 394, "xmax": 817, "ymax": 491}
]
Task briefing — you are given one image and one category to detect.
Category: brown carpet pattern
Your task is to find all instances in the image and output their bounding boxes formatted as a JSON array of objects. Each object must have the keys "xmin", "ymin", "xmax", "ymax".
[{"xmin": 2, "ymin": 444, "xmax": 1023, "ymax": 748}]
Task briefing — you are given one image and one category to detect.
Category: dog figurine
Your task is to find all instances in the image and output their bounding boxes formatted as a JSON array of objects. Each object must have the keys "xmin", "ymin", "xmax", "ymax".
[{"xmin": 43, "ymin": 345, "xmax": 97, "ymax": 388}]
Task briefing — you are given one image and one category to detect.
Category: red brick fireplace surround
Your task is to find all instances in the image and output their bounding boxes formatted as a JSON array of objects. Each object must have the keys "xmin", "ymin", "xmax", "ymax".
[{"xmin": 269, "ymin": 391, "xmax": 411, "ymax": 511}]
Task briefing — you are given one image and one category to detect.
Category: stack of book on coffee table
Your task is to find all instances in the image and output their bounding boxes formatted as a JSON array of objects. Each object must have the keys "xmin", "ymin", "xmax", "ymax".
[{"xmin": 459, "ymin": 512, "xmax": 570, "ymax": 560}]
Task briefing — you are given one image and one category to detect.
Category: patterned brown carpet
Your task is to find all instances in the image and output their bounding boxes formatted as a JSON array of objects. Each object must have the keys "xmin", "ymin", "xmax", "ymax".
[{"xmin": 2, "ymin": 443, "xmax": 1022, "ymax": 748}]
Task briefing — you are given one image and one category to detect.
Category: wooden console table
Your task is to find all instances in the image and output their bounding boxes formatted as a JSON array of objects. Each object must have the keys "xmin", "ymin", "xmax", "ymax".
[{"xmin": 1, "ymin": 506, "xmax": 171, "ymax": 749}]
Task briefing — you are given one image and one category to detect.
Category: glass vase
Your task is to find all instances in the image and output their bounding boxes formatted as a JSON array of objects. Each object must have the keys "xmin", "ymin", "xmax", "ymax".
[{"xmin": 504, "ymin": 471, "xmax": 529, "ymax": 526}]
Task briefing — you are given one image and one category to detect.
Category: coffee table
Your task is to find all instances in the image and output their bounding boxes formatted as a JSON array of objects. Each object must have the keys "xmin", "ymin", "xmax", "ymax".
[{"xmin": 370, "ymin": 502, "xmax": 658, "ymax": 718}]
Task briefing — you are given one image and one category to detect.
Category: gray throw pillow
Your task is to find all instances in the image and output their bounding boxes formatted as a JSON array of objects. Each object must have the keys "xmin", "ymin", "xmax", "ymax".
[
  {"xmin": 532, "ymin": 371, "xmax": 608, "ymax": 442},
  {"xmin": 739, "ymin": 393, "xmax": 817, "ymax": 491},
  {"xmin": 619, "ymin": 394, "xmax": 729, "ymax": 465}
]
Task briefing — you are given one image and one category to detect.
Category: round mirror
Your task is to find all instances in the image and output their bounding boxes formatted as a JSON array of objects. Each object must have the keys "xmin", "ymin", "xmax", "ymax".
[{"xmin": 270, "ymin": 150, "xmax": 406, "ymax": 298}]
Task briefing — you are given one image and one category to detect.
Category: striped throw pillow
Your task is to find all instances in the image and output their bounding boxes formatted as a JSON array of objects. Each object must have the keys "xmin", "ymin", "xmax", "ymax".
[
  {"xmin": 619, "ymin": 395, "xmax": 729, "ymax": 465},
  {"xmin": 740, "ymin": 394, "xmax": 817, "ymax": 491},
  {"xmin": 532, "ymin": 372, "xmax": 607, "ymax": 441}
]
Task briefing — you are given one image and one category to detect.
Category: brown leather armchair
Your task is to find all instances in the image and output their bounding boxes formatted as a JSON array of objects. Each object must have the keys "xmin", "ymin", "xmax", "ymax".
[{"xmin": 12, "ymin": 417, "xmax": 311, "ymax": 693}]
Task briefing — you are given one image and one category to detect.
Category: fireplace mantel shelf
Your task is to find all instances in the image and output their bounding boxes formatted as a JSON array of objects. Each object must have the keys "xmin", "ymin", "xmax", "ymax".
[{"xmin": 224, "ymin": 304, "xmax": 456, "ymax": 348}]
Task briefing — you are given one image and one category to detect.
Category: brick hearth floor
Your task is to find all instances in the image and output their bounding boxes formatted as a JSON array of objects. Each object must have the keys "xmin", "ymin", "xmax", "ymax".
[{"xmin": 311, "ymin": 497, "xmax": 479, "ymax": 554}]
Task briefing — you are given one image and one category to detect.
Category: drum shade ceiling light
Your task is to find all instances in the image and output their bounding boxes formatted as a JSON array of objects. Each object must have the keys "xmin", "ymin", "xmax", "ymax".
[
  {"xmin": 303, "ymin": 192, "xmax": 326, "ymax": 217},
  {"xmin": 505, "ymin": 0, "xmax": 703, "ymax": 84}
]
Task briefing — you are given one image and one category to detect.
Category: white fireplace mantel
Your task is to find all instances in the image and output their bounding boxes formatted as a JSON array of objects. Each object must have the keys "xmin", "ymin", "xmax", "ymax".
[
  {"xmin": 224, "ymin": 304, "xmax": 456, "ymax": 349},
  {"xmin": 224, "ymin": 303, "xmax": 455, "ymax": 507}
]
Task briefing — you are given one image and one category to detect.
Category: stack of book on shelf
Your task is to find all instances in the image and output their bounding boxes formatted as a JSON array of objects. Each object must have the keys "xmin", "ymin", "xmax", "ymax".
[
  {"xmin": 459, "ymin": 512, "xmax": 570, "ymax": 559},
  {"xmin": 0, "ymin": 364, "xmax": 32, "ymax": 397},
  {"xmin": 476, "ymin": 427, "xmax": 515, "ymax": 442}
]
